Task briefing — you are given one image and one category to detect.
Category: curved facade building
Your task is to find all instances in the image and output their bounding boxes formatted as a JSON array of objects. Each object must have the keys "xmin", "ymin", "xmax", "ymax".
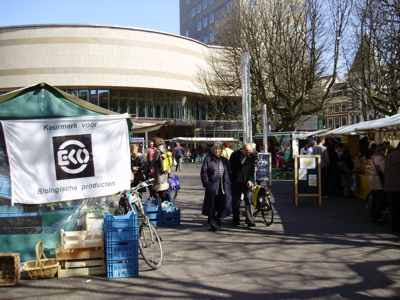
[{"xmin": 0, "ymin": 24, "xmax": 219, "ymax": 125}]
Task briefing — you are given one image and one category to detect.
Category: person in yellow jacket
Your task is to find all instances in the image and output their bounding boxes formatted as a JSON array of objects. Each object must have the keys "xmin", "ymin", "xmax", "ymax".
[
  {"xmin": 162, "ymin": 145, "xmax": 174, "ymax": 175},
  {"xmin": 221, "ymin": 142, "xmax": 233, "ymax": 160}
]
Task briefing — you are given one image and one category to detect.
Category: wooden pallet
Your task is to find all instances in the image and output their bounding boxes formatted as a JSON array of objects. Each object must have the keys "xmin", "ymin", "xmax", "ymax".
[{"xmin": 56, "ymin": 230, "xmax": 104, "ymax": 278}]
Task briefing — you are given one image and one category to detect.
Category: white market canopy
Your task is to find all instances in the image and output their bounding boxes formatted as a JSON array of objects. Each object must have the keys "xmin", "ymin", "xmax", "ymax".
[
  {"xmin": 293, "ymin": 129, "xmax": 331, "ymax": 139},
  {"xmin": 132, "ymin": 120, "xmax": 167, "ymax": 133},
  {"xmin": 170, "ymin": 137, "xmax": 239, "ymax": 143},
  {"xmin": 321, "ymin": 113, "xmax": 400, "ymax": 136},
  {"xmin": 356, "ymin": 113, "xmax": 400, "ymax": 132}
]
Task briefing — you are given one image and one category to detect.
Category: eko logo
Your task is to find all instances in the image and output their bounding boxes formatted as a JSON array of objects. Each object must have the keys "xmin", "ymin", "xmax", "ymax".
[{"xmin": 52, "ymin": 134, "xmax": 95, "ymax": 180}]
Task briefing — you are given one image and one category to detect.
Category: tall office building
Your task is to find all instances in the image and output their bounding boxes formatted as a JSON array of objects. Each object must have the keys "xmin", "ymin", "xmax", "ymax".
[{"xmin": 180, "ymin": 0, "xmax": 235, "ymax": 44}]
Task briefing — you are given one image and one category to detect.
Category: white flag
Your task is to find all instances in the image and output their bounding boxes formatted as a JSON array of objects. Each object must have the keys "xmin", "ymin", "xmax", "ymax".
[{"xmin": 1, "ymin": 115, "xmax": 131, "ymax": 204}]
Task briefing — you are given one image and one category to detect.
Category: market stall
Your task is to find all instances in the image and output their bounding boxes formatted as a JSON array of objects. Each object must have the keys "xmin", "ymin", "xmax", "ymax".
[
  {"xmin": 318, "ymin": 113, "xmax": 400, "ymax": 201},
  {"xmin": 0, "ymin": 83, "xmax": 130, "ymax": 268}
]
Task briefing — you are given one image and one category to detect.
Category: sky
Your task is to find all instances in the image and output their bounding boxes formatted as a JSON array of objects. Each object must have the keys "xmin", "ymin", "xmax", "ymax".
[{"xmin": 1, "ymin": 0, "xmax": 180, "ymax": 34}]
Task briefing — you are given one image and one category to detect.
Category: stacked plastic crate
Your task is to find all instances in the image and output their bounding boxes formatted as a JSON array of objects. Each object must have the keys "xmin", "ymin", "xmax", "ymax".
[
  {"xmin": 142, "ymin": 201, "xmax": 160, "ymax": 226},
  {"xmin": 103, "ymin": 211, "xmax": 139, "ymax": 279}
]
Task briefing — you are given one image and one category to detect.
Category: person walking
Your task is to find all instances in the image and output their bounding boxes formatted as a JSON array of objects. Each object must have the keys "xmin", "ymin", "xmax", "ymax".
[
  {"xmin": 366, "ymin": 145, "xmax": 386, "ymax": 222},
  {"xmin": 146, "ymin": 141, "xmax": 157, "ymax": 178},
  {"xmin": 151, "ymin": 137, "xmax": 170, "ymax": 201},
  {"xmin": 200, "ymin": 143, "xmax": 232, "ymax": 231},
  {"xmin": 300, "ymin": 138, "xmax": 315, "ymax": 155},
  {"xmin": 173, "ymin": 142, "xmax": 185, "ymax": 172},
  {"xmin": 312, "ymin": 137, "xmax": 330, "ymax": 197},
  {"xmin": 384, "ymin": 143, "xmax": 400, "ymax": 233},
  {"xmin": 229, "ymin": 143, "xmax": 257, "ymax": 227},
  {"xmin": 130, "ymin": 143, "xmax": 146, "ymax": 187},
  {"xmin": 335, "ymin": 143, "xmax": 354, "ymax": 197}
]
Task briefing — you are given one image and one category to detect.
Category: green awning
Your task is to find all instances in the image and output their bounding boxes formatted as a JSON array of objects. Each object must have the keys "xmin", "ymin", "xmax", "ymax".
[{"xmin": 0, "ymin": 82, "xmax": 117, "ymax": 119}]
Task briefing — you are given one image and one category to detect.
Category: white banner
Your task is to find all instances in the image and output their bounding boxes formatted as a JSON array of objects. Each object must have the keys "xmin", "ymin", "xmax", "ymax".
[{"xmin": 1, "ymin": 115, "xmax": 131, "ymax": 204}]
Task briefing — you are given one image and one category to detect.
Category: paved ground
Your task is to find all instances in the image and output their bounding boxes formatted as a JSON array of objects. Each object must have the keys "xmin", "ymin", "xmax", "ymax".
[{"xmin": 2, "ymin": 164, "xmax": 399, "ymax": 299}]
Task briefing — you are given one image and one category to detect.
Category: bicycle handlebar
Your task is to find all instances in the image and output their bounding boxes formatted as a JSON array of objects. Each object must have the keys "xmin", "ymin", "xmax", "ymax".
[{"xmin": 120, "ymin": 178, "xmax": 155, "ymax": 195}]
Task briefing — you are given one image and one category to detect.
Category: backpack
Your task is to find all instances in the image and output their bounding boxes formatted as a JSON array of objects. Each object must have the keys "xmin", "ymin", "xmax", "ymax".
[{"xmin": 168, "ymin": 175, "xmax": 180, "ymax": 191}]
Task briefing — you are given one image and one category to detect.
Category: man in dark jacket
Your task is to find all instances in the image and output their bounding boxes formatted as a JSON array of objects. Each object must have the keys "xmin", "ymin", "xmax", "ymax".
[
  {"xmin": 384, "ymin": 143, "xmax": 400, "ymax": 233},
  {"xmin": 230, "ymin": 143, "xmax": 257, "ymax": 226},
  {"xmin": 200, "ymin": 143, "xmax": 232, "ymax": 231}
]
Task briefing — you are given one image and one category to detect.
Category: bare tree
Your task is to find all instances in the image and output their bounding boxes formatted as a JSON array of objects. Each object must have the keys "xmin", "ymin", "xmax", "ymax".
[
  {"xmin": 200, "ymin": 0, "xmax": 353, "ymax": 131},
  {"xmin": 348, "ymin": 0, "xmax": 400, "ymax": 117}
]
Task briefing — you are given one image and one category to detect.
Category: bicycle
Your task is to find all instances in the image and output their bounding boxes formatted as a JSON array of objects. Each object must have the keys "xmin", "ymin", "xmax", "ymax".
[
  {"xmin": 118, "ymin": 179, "xmax": 164, "ymax": 269},
  {"xmin": 251, "ymin": 182, "xmax": 274, "ymax": 226}
]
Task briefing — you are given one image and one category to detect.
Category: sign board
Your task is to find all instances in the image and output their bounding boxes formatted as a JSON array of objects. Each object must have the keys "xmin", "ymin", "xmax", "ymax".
[
  {"xmin": 255, "ymin": 152, "xmax": 272, "ymax": 185},
  {"xmin": 294, "ymin": 155, "xmax": 321, "ymax": 207},
  {"xmin": 1, "ymin": 115, "xmax": 131, "ymax": 204},
  {"xmin": 130, "ymin": 137, "xmax": 145, "ymax": 144}
]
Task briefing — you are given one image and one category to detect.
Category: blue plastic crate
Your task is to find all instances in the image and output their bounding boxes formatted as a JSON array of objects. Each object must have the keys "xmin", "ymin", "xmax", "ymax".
[
  {"xmin": 0, "ymin": 212, "xmax": 38, "ymax": 218},
  {"xmin": 0, "ymin": 205, "xmax": 24, "ymax": 214},
  {"xmin": 104, "ymin": 227, "xmax": 138, "ymax": 245},
  {"xmin": 0, "ymin": 175, "xmax": 11, "ymax": 199},
  {"xmin": 159, "ymin": 208, "xmax": 180, "ymax": 227},
  {"xmin": 105, "ymin": 240, "xmax": 138, "ymax": 260},
  {"xmin": 106, "ymin": 259, "xmax": 138, "ymax": 279},
  {"xmin": 104, "ymin": 211, "xmax": 137, "ymax": 229},
  {"xmin": 143, "ymin": 202, "xmax": 160, "ymax": 226}
]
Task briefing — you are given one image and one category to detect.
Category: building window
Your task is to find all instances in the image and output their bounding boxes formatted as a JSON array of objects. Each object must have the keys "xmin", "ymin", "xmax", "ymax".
[
  {"xmin": 78, "ymin": 89, "xmax": 89, "ymax": 101},
  {"xmin": 209, "ymin": 31, "xmax": 215, "ymax": 43},
  {"xmin": 89, "ymin": 89, "xmax": 98, "ymax": 105},
  {"xmin": 202, "ymin": 0, "xmax": 208, "ymax": 10},
  {"xmin": 155, "ymin": 102, "xmax": 161, "ymax": 118},
  {"xmin": 342, "ymin": 116, "xmax": 348, "ymax": 126},
  {"xmin": 98, "ymin": 89, "xmax": 109, "ymax": 109},
  {"xmin": 209, "ymin": 12, "xmax": 215, "ymax": 23},
  {"xmin": 226, "ymin": 1, "xmax": 233, "ymax": 12},
  {"xmin": 138, "ymin": 101, "xmax": 145, "ymax": 117},
  {"xmin": 335, "ymin": 116, "xmax": 340, "ymax": 128},
  {"xmin": 203, "ymin": 16, "xmax": 208, "ymax": 28},
  {"xmin": 128, "ymin": 100, "xmax": 136, "ymax": 116},
  {"xmin": 147, "ymin": 101, "xmax": 154, "ymax": 118},
  {"xmin": 327, "ymin": 118, "xmax": 333, "ymax": 128},
  {"xmin": 119, "ymin": 99, "xmax": 128, "ymax": 113}
]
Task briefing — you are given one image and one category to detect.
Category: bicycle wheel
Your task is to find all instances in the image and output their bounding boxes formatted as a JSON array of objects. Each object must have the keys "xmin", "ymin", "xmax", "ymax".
[
  {"xmin": 260, "ymin": 192, "xmax": 274, "ymax": 226},
  {"xmin": 139, "ymin": 219, "xmax": 163, "ymax": 269}
]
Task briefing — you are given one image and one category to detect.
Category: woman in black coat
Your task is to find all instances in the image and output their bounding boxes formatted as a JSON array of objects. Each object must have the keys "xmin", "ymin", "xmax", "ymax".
[{"xmin": 200, "ymin": 143, "xmax": 232, "ymax": 231}]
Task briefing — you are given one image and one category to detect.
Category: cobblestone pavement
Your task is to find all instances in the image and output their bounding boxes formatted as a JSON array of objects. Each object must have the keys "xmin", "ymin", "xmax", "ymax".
[{"xmin": 2, "ymin": 163, "xmax": 399, "ymax": 299}]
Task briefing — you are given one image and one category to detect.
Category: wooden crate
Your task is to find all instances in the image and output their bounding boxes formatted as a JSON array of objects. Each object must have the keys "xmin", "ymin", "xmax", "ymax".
[
  {"xmin": 56, "ymin": 230, "xmax": 104, "ymax": 278},
  {"xmin": 60, "ymin": 229, "xmax": 103, "ymax": 249},
  {"xmin": 0, "ymin": 253, "xmax": 20, "ymax": 286}
]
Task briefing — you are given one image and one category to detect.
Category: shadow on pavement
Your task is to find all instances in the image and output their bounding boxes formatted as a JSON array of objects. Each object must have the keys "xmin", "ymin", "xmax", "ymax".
[{"xmin": 4, "ymin": 165, "xmax": 399, "ymax": 300}]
